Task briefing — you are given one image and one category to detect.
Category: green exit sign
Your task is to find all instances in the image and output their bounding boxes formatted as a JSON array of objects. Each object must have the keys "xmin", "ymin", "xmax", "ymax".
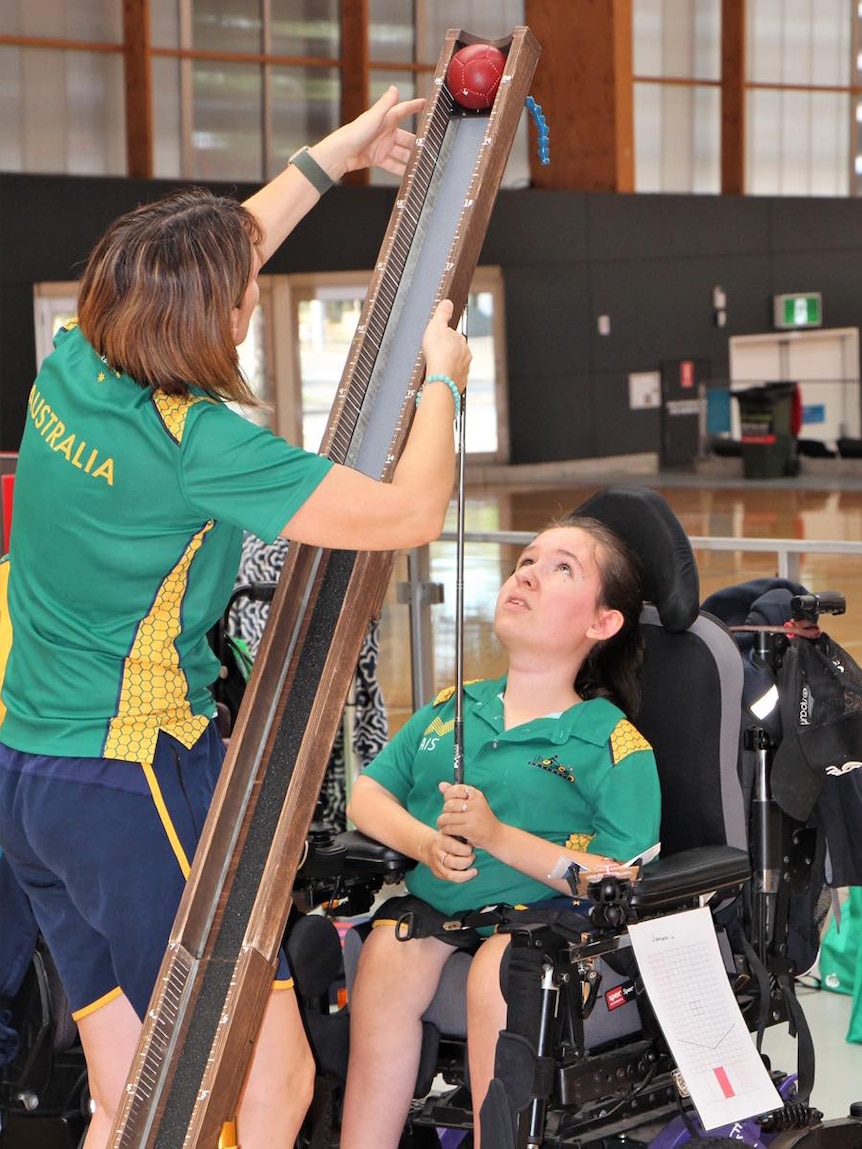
[{"xmin": 773, "ymin": 292, "xmax": 822, "ymax": 330}]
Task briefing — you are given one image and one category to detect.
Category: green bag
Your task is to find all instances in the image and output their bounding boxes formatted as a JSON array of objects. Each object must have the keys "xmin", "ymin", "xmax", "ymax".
[{"xmin": 820, "ymin": 886, "xmax": 862, "ymax": 1043}]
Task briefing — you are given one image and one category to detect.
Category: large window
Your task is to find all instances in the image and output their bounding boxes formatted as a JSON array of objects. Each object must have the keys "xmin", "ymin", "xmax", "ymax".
[
  {"xmin": 2, "ymin": 1, "xmax": 861, "ymax": 193},
  {"xmin": 32, "ymin": 267, "xmax": 509, "ymax": 461},
  {"xmin": 0, "ymin": 0, "xmax": 125, "ymax": 175},
  {"xmin": 1, "ymin": 1, "xmax": 527, "ymax": 184},
  {"xmin": 632, "ymin": 0, "xmax": 862, "ymax": 195},
  {"xmin": 746, "ymin": 0, "xmax": 856, "ymax": 195},
  {"xmin": 150, "ymin": 0, "xmax": 343, "ymax": 181},
  {"xmin": 634, "ymin": 0, "xmax": 722, "ymax": 193}
]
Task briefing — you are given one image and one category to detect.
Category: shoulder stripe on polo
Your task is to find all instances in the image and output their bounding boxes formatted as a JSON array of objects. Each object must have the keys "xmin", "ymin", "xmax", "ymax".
[
  {"xmin": 152, "ymin": 390, "xmax": 213, "ymax": 445},
  {"xmin": 565, "ymin": 831, "xmax": 596, "ymax": 853},
  {"xmin": 432, "ymin": 679, "xmax": 484, "ymax": 707},
  {"xmin": 424, "ymin": 714, "xmax": 455, "ymax": 738},
  {"xmin": 609, "ymin": 718, "xmax": 651, "ymax": 765},
  {"xmin": 103, "ymin": 521, "xmax": 214, "ymax": 763}
]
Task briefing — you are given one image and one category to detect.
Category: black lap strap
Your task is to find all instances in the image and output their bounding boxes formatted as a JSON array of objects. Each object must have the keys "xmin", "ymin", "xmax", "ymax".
[
  {"xmin": 740, "ymin": 932, "xmax": 814, "ymax": 1105},
  {"xmin": 478, "ymin": 929, "xmax": 562, "ymax": 1147},
  {"xmin": 776, "ymin": 971, "xmax": 815, "ymax": 1105},
  {"xmin": 378, "ymin": 895, "xmax": 597, "ymax": 947},
  {"xmin": 501, "ymin": 933, "xmax": 547, "ymax": 1050},
  {"xmin": 372, "ymin": 894, "xmax": 481, "ymax": 949}
]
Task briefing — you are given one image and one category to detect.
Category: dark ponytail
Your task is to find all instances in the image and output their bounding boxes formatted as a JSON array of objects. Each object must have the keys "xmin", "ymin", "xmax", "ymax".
[{"xmin": 556, "ymin": 514, "xmax": 645, "ymax": 718}]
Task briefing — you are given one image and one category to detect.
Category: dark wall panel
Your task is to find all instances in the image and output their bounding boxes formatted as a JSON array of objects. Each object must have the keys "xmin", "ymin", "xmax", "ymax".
[
  {"xmin": 588, "ymin": 252, "xmax": 773, "ymax": 376},
  {"xmin": 769, "ymin": 197, "xmax": 862, "ymax": 253},
  {"xmin": 2, "ymin": 174, "xmax": 860, "ymax": 463},
  {"xmin": 503, "ymin": 264, "xmax": 590, "ymax": 379},
  {"xmin": 709, "ymin": 253, "xmax": 779, "ymax": 336},
  {"xmin": 592, "ymin": 371, "xmax": 659, "ymax": 459},
  {"xmin": 3, "ymin": 175, "xmax": 185, "ymax": 281},
  {"xmin": 508, "ymin": 371, "xmax": 596, "ymax": 463},
  {"xmin": 484, "ymin": 190, "xmax": 588, "ymax": 265},
  {"xmin": 0, "ymin": 284, "xmax": 37, "ymax": 446},
  {"xmin": 585, "ymin": 193, "xmax": 771, "ymax": 260},
  {"xmin": 264, "ymin": 186, "xmax": 397, "ymax": 273}
]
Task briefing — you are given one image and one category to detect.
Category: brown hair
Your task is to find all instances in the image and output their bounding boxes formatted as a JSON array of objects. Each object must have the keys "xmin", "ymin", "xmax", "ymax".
[{"xmin": 77, "ymin": 187, "xmax": 264, "ymax": 404}]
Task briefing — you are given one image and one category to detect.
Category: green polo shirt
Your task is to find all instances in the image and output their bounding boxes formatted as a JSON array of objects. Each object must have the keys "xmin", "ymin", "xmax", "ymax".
[
  {"xmin": 1, "ymin": 323, "xmax": 333, "ymax": 763},
  {"xmin": 364, "ymin": 676, "xmax": 661, "ymax": 916}
]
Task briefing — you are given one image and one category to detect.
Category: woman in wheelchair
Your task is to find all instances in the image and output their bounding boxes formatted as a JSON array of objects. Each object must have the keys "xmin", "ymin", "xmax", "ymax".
[{"xmin": 341, "ymin": 514, "xmax": 662, "ymax": 1149}]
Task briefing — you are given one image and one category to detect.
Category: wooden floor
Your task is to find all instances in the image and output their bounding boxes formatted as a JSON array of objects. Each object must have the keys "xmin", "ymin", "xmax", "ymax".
[{"xmin": 372, "ymin": 469, "xmax": 862, "ymax": 733}]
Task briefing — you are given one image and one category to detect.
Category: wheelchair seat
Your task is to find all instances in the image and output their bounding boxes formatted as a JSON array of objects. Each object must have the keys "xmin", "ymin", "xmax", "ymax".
[
  {"xmin": 329, "ymin": 485, "xmax": 790, "ymax": 1147},
  {"xmin": 0, "ymin": 938, "xmax": 88, "ymax": 1149}
]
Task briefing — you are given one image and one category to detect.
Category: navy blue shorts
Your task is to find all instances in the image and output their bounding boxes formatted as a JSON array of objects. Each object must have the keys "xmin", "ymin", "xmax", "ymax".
[
  {"xmin": 0, "ymin": 724, "xmax": 292, "ymax": 1022},
  {"xmin": 0, "ymin": 849, "xmax": 38, "ymax": 999}
]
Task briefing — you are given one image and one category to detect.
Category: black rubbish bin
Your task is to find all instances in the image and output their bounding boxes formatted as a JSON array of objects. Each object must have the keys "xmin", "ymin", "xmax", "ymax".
[{"xmin": 734, "ymin": 382, "xmax": 798, "ymax": 479}]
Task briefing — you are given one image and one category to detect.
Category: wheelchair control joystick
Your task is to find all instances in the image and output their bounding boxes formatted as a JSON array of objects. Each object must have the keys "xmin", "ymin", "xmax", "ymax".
[{"xmin": 586, "ymin": 874, "xmax": 634, "ymax": 930}]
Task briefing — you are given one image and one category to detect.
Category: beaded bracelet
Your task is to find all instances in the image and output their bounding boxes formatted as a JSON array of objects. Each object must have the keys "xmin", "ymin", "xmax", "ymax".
[{"xmin": 416, "ymin": 374, "xmax": 461, "ymax": 421}]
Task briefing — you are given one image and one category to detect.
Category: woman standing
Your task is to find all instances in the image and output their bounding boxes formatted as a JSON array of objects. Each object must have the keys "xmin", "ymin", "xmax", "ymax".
[{"xmin": 0, "ymin": 87, "xmax": 470, "ymax": 1148}]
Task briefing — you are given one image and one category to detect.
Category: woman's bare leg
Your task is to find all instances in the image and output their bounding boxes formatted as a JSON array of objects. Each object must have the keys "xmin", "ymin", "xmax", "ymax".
[
  {"xmin": 235, "ymin": 986, "xmax": 315, "ymax": 1146},
  {"xmin": 77, "ymin": 986, "xmax": 314, "ymax": 1148},
  {"xmin": 341, "ymin": 928, "xmax": 456, "ymax": 1149},
  {"xmin": 76, "ymin": 992, "xmax": 142, "ymax": 1148},
  {"xmin": 465, "ymin": 933, "xmax": 510, "ymax": 1149}
]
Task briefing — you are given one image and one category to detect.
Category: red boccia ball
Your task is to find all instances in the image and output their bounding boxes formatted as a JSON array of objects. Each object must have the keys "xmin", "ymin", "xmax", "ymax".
[{"xmin": 446, "ymin": 43, "xmax": 506, "ymax": 111}]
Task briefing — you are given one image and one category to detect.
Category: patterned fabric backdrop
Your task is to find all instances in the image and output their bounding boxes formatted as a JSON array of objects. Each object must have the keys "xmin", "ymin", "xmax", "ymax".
[{"xmin": 227, "ymin": 534, "xmax": 389, "ymax": 832}]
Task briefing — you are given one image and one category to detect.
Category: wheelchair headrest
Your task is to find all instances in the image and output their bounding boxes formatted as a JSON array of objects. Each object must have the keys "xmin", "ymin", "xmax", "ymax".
[{"xmin": 571, "ymin": 486, "xmax": 699, "ymax": 633}]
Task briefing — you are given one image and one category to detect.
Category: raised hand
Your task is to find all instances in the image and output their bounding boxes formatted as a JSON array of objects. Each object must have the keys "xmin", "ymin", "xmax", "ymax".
[{"xmin": 331, "ymin": 86, "xmax": 425, "ymax": 177}]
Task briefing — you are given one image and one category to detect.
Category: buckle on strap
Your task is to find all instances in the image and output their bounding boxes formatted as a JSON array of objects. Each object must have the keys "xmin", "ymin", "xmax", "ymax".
[{"xmin": 394, "ymin": 910, "xmax": 418, "ymax": 941}]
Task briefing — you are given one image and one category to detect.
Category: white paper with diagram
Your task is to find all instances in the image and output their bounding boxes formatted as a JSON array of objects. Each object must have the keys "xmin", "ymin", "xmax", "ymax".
[{"xmin": 627, "ymin": 906, "xmax": 782, "ymax": 1132}]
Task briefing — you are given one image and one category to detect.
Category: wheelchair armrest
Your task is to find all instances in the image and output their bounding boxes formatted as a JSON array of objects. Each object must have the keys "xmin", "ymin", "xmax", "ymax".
[
  {"xmin": 296, "ymin": 833, "xmax": 349, "ymax": 882},
  {"xmin": 630, "ymin": 845, "xmax": 751, "ymax": 912},
  {"xmin": 335, "ymin": 829, "xmax": 417, "ymax": 876}
]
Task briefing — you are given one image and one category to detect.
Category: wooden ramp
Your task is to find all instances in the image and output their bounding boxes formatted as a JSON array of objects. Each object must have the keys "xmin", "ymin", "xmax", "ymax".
[{"xmin": 109, "ymin": 26, "xmax": 541, "ymax": 1147}]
